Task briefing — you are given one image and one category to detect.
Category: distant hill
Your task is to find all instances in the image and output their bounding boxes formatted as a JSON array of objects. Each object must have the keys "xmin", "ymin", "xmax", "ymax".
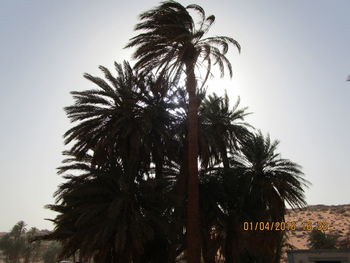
[
  {"xmin": 285, "ymin": 204, "xmax": 350, "ymax": 249},
  {"xmin": 277, "ymin": 204, "xmax": 350, "ymax": 262}
]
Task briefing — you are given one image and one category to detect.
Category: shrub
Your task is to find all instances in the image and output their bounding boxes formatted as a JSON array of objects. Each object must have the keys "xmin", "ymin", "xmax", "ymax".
[{"xmin": 307, "ymin": 229, "xmax": 338, "ymax": 249}]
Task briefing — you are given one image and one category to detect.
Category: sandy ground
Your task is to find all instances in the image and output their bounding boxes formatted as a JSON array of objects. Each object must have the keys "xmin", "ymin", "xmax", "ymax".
[{"xmin": 285, "ymin": 204, "xmax": 350, "ymax": 249}]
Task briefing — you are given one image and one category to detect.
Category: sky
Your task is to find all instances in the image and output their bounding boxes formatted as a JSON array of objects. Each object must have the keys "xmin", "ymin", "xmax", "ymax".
[{"xmin": 0, "ymin": 0, "xmax": 349, "ymax": 232}]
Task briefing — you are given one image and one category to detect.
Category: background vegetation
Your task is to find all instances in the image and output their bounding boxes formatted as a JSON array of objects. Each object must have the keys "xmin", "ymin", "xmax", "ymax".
[{"xmin": 0, "ymin": 221, "xmax": 60, "ymax": 263}]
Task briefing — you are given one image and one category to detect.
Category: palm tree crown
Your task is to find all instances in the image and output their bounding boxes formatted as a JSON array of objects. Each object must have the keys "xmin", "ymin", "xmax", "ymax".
[
  {"xmin": 126, "ymin": 0, "xmax": 240, "ymax": 84},
  {"xmin": 198, "ymin": 92, "xmax": 251, "ymax": 169},
  {"xmin": 233, "ymin": 131, "xmax": 310, "ymax": 216},
  {"xmin": 64, "ymin": 61, "xmax": 176, "ymax": 179}
]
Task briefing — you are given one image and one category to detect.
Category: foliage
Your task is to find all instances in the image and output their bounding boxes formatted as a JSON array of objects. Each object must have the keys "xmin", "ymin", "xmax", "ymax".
[
  {"xmin": 0, "ymin": 221, "xmax": 49, "ymax": 263},
  {"xmin": 126, "ymin": 1, "xmax": 240, "ymax": 85},
  {"xmin": 0, "ymin": 221, "xmax": 27, "ymax": 263},
  {"xmin": 45, "ymin": 152, "xmax": 172, "ymax": 263},
  {"xmin": 41, "ymin": 59, "xmax": 310, "ymax": 263},
  {"xmin": 338, "ymin": 227, "xmax": 350, "ymax": 249},
  {"xmin": 126, "ymin": 3, "xmax": 242, "ymax": 262},
  {"xmin": 42, "ymin": 242, "xmax": 61, "ymax": 263},
  {"xmin": 307, "ymin": 229, "xmax": 338, "ymax": 249},
  {"xmin": 42, "ymin": 1, "xmax": 310, "ymax": 263}
]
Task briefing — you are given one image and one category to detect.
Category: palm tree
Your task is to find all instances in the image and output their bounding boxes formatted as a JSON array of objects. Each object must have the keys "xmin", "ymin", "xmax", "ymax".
[
  {"xmin": 64, "ymin": 61, "xmax": 176, "ymax": 179},
  {"xmin": 44, "ymin": 62, "xmax": 180, "ymax": 263},
  {"xmin": 45, "ymin": 151, "xmax": 174, "ymax": 263},
  {"xmin": 163, "ymin": 89, "xmax": 251, "ymax": 263},
  {"xmin": 198, "ymin": 92, "xmax": 251, "ymax": 169},
  {"xmin": 234, "ymin": 131, "xmax": 309, "ymax": 213},
  {"xmin": 308, "ymin": 229, "xmax": 338, "ymax": 249},
  {"xmin": 0, "ymin": 221, "xmax": 27, "ymax": 263},
  {"xmin": 126, "ymin": 2, "xmax": 240, "ymax": 262},
  {"xmin": 197, "ymin": 131, "xmax": 309, "ymax": 263},
  {"xmin": 44, "ymin": 59, "xmax": 311, "ymax": 262},
  {"xmin": 228, "ymin": 131, "xmax": 310, "ymax": 262}
]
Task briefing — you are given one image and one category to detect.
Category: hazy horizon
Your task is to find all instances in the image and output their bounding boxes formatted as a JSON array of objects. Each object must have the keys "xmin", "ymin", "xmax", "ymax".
[{"xmin": 0, "ymin": 0, "xmax": 349, "ymax": 232}]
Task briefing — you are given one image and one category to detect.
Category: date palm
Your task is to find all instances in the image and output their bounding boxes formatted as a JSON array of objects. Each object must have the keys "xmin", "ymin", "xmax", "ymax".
[
  {"xmin": 126, "ymin": 2, "xmax": 240, "ymax": 262},
  {"xmin": 0, "ymin": 221, "xmax": 27, "ymax": 263},
  {"xmin": 45, "ymin": 151, "xmax": 174, "ymax": 263},
  {"xmin": 229, "ymin": 131, "xmax": 310, "ymax": 262},
  {"xmin": 44, "ymin": 62, "xmax": 180, "ymax": 263},
  {"xmin": 198, "ymin": 132, "xmax": 309, "ymax": 263},
  {"xmin": 64, "ymin": 61, "xmax": 176, "ymax": 179},
  {"xmin": 198, "ymin": 92, "xmax": 251, "ymax": 169},
  {"xmin": 234, "ymin": 131, "xmax": 309, "ymax": 216}
]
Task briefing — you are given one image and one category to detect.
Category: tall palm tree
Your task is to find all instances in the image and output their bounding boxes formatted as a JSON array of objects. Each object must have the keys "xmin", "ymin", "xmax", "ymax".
[{"xmin": 126, "ymin": 2, "xmax": 240, "ymax": 262}]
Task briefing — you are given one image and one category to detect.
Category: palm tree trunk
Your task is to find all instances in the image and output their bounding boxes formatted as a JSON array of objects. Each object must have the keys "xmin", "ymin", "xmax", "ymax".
[
  {"xmin": 168, "ymin": 147, "xmax": 188, "ymax": 263},
  {"xmin": 153, "ymin": 148, "xmax": 163, "ymax": 180},
  {"xmin": 225, "ymin": 220, "xmax": 240, "ymax": 263},
  {"xmin": 220, "ymin": 142, "xmax": 229, "ymax": 170},
  {"xmin": 185, "ymin": 60, "xmax": 202, "ymax": 263}
]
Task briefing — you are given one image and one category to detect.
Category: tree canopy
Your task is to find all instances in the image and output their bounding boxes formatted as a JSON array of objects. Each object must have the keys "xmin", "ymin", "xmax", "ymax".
[
  {"xmin": 41, "ymin": 59, "xmax": 310, "ymax": 263},
  {"xmin": 41, "ymin": 1, "xmax": 310, "ymax": 263}
]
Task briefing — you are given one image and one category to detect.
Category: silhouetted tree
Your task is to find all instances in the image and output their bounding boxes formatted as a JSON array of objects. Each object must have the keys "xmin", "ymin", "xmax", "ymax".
[
  {"xmin": 43, "ymin": 61, "xmax": 310, "ymax": 262},
  {"xmin": 126, "ymin": 2, "xmax": 240, "ymax": 262},
  {"xmin": 43, "ymin": 2, "xmax": 310, "ymax": 262},
  {"xmin": 199, "ymin": 132, "xmax": 309, "ymax": 263}
]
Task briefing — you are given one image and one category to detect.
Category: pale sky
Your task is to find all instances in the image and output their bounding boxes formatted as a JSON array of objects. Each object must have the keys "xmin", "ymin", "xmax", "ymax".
[{"xmin": 0, "ymin": 0, "xmax": 349, "ymax": 232}]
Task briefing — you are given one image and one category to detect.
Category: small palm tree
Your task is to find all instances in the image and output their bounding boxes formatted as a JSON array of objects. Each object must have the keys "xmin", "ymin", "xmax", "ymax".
[
  {"xmin": 0, "ymin": 221, "xmax": 27, "ymax": 263},
  {"xmin": 45, "ymin": 151, "xmax": 173, "ymax": 263},
  {"xmin": 197, "ymin": 131, "xmax": 309, "ymax": 263},
  {"xmin": 308, "ymin": 229, "xmax": 338, "ymax": 249},
  {"xmin": 64, "ymin": 61, "xmax": 176, "ymax": 179},
  {"xmin": 234, "ymin": 131, "xmax": 309, "ymax": 216},
  {"xmin": 230, "ymin": 131, "xmax": 310, "ymax": 262},
  {"xmin": 198, "ymin": 92, "xmax": 251, "ymax": 169},
  {"xmin": 126, "ymin": 2, "xmax": 240, "ymax": 261}
]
